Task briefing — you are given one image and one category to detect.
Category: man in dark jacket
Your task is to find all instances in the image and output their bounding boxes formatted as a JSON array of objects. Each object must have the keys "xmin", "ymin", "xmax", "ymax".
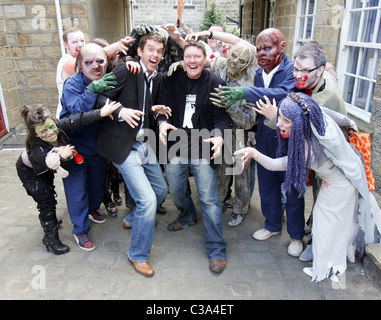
[
  {"xmin": 157, "ymin": 41, "xmax": 231, "ymax": 273},
  {"xmin": 95, "ymin": 32, "xmax": 168, "ymax": 277}
]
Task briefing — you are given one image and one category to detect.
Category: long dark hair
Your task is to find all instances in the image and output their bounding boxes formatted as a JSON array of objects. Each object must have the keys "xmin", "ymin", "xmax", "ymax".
[{"xmin": 21, "ymin": 104, "xmax": 54, "ymax": 152}]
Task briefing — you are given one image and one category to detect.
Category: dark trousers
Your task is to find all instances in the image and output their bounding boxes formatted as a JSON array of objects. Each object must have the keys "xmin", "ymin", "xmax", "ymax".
[
  {"xmin": 16, "ymin": 157, "xmax": 57, "ymax": 223},
  {"xmin": 255, "ymin": 118, "xmax": 305, "ymax": 240},
  {"xmin": 63, "ymin": 153, "xmax": 106, "ymax": 235}
]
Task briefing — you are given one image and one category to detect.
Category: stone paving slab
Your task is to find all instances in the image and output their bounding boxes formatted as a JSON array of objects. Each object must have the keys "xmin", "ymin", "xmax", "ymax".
[{"xmin": 0, "ymin": 149, "xmax": 380, "ymax": 301}]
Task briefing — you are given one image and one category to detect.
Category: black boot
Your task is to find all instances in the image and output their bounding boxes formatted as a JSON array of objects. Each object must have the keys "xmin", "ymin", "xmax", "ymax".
[{"xmin": 41, "ymin": 220, "xmax": 70, "ymax": 255}]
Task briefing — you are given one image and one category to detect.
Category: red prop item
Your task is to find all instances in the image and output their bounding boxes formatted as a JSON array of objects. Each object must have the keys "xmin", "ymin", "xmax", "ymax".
[
  {"xmin": 73, "ymin": 151, "xmax": 84, "ymax": 164},
  {"xmin": 349, "ymin": 131, "xmax": 375, "ymax": 192},
  {"xmin": 177, "ymin": 0, "xmax": 184, "ymax": 27}
]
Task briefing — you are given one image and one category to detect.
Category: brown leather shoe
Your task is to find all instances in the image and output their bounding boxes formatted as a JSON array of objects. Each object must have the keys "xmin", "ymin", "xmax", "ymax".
[
  {"xmin": 209, "ymin": 259, "xmax": 226, "ymax": 273},
  {"xmin": 128, "ymin": 258, "xmax": 155, "ymax": 277},
  {"xmin": 167, "ymin": 218, "xmax": 198, "ymax": 231},
  {"xmin": 123, "ymin": 221, "xmax": 158, "ymax": 229}
]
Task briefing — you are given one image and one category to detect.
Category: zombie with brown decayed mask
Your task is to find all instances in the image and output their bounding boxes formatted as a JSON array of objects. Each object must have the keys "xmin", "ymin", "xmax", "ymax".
[{"xmin": 208, "ymin": 40, "xmax": 259, "ymax": 227}]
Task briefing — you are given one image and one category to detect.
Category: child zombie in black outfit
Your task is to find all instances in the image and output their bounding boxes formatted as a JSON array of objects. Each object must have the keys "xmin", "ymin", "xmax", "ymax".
[{"xmin": 15, "ymin": 101, "xmax": 120, "ymax": 254}]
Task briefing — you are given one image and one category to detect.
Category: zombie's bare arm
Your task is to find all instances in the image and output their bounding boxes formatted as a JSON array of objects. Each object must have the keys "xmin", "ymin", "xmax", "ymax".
[{"xmin": 185, "ymin": 30, "xmax": 243, "ymax": 46}]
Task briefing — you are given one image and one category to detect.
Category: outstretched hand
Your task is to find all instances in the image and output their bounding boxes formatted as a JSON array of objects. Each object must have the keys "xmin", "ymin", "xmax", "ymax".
[
  {"xmin": 125, "ymin": 60, "xmax": 141, "ymax": 74},
  {"xmin": 254, "ymin": 95, "xmax": 277, "ymax": 120},
  {"xmin": 203, "ymin": 136, "xmax": 224, "ymax": 160},
  {"xmin": 152, "ymin": 105, "xmax": 172, "ymax": 119},
  {"xmin": 86, "ymin": 73, "xmax": 117, "ymax": 94},
  {"xmin": 234, "ymin": 147, "xmax": 257, "ymax": 168},
  {"xmin": 100, "ymin": 99, "xmax": 122, "ymax": 120},
  {"xmin": 167, "ymin": 61, "xmax": 185, "ymax": 77},
  {"xmin": 119, "ymin": 108, "xmax": 145, "ymax": 128},
  {"xmin": 210, "ymin": 85, "xmax": 246, "ymax": 109},
  {"xmin": 159, "ymin": 122, "xmax": 178, "ymax": 145}
]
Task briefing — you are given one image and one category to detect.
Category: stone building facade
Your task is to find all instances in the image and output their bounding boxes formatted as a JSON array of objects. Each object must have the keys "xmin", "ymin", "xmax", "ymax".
[
  {"xmin": 0, "ymin": 0, "xmax": 239, "ymax": 136},
  {"xmin": 0, "ymin": 0, "xmax": 131, "ymax": 133},
  {"xmin": 133, "ymin": 0, "xmax": 240, "ymax": 32},
  {"xmin": 1, "ymin": 0, "xmax": 380, "ymax": 197}
]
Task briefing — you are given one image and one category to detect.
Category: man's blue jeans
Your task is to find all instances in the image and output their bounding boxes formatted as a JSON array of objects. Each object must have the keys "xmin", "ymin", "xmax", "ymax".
[
  {"xmin": 114, "ymin": 141, "xmax": 168, "ymax": 262},
  {"xmin": 165, "ymin": 157, "xmax": 227, "ymax": 260}
]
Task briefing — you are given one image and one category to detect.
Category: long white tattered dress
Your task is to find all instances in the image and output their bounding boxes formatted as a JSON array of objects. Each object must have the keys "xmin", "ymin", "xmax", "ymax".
[{"xmin": 309, "ymin": 157, "xmax": 358, "ymax": 282}]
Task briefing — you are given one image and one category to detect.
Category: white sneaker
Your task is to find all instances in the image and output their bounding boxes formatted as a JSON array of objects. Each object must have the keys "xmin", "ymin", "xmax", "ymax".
[
  {"xmin": 288, "ymin": 239, "xmax": 303, "ymax": 257},
  {"xmin": 299, "ymin": 244, "xmax": 313, "ymax": 261},
  {"xmin": 303, "ymin": 267, "xmax": 313, "ymax": 278},
  {"xmin": 252, "ymin": 228, "xmax": 281, "ymax": 241}
]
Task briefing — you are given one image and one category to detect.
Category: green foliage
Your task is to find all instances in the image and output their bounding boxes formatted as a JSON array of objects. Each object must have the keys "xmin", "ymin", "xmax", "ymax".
[
  {"xmin": 199, "ymin": 1, "xmax": 223, "ymax": 31},
  {"xmin": 225, "ymin": 25, "xmax": 240, "ymax": 37}
]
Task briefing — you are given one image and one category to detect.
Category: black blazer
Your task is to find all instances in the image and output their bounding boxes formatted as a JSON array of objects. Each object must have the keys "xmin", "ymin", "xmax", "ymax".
[
  {"xmin": 95, "ymin": 62, "xmax": 161, "ymax": 165},
  {"xmin": 157, "ymin": 69, "xmax": 231, "ymax": 168}
]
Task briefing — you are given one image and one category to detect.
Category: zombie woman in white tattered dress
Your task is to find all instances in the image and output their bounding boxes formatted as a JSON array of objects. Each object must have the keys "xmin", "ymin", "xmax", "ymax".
[{"xmin": 235, "ymin": 92, "xmax": 381, "ymax": 283}]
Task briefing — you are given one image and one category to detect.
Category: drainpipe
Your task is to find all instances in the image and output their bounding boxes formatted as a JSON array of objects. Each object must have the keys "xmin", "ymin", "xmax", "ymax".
[{"xmin": 55, "ymin": 0, "xmax": 65, "ymax": 56}]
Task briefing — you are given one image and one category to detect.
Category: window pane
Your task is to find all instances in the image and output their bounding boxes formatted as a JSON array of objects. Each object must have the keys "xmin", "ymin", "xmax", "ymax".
[
  {"xmin": 346, "ymin": 47, "xmax": 360, "ymax": 74},
  {"xmin": 359, "ymin": 48, "xmax": 377, "ymax": 78},
  {"xmin": 300, "ymin": 0, "xmax": 307, "ymax": 15},
  {"xmin": 306, "ymin": 17, "xmax": 313, "ymax": 38},
  {"xmin": 308, "ymin": 0, "xmax": 315, "ymax": 14},
  {"xmin": 361, "ymin": 9, "xmax": 378, "ymax": 42},
  {"xmin": 348, "ymin": 11, "xmax": 361, "ymax": 41},
  {"xmin": 343, "ymin": 75, "xmax": 355, "ymax": 104},
  {"xmin": 355, "ymin": 79, "xmax": 371, "ymax": 110},
  {"xmin": 352, "ymin": 0, "xmax": 363, "ymax": 9},
  {"xmin": 298, "ymin": 17, "xmax": 305, "ymax": 38},
  {"xmin": 366, "ymin": 0, "xmax": 379, "ymax": 8}
]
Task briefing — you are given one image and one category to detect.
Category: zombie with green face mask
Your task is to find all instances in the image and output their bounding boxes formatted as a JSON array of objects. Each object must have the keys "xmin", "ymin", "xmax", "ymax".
[{"xmin": 15, "ymin": 101, "xmax": 120, "ymax": 255}]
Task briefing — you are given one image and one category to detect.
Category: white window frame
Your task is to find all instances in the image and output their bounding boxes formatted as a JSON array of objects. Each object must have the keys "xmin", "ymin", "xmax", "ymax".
[
  {"xmin": 0, "ymin": 83, "xmax": 10, "ymax": 134},
  {"xmin": 336, "ymin": 0, "xmax": 381, "ymax": 123},
  {"xmin": 267, "ymin": 0, "xmax": 276, "ymax": 28},
  {"xmin": 293, "ymin": 0, "xmax": 316, "ymax": 54}
]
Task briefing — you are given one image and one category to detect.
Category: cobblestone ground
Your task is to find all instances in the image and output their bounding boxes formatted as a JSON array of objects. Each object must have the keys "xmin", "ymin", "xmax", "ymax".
[{"xmin": 0, "ymin": 149, "xmax": 380, "ymax": 300}]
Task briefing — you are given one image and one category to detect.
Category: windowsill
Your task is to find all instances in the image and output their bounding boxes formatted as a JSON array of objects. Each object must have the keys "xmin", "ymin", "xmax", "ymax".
[{"xmin": 173, "ymin": 5, "xmax": 195, "ymax": 9}]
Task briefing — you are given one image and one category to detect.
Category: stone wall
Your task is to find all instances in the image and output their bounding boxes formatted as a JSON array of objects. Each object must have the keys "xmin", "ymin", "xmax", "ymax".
[
  {"xmin": 0, "ymin": 0, "xmax": 91, "ymax": 130},
  {"xmin": 0, "ymin": 0, "xmax": 132, "ymax": 130},
  {"xmin": 371, "ymin": 62, "xmax": 381, "ymax": 193},
  {"xmin": 132, "ymin": 0, "xmax": 240, "ymax": 33}
]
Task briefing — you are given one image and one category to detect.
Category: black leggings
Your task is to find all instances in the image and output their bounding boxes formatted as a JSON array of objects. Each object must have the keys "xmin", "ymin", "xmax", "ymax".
[{"xmin": 16, "ymin": 157, "xmax": 57, "ymax": 222}]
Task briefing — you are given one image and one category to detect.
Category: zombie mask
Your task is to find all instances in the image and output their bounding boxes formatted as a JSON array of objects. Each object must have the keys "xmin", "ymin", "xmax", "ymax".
[
  {"xmin": 78, "ymin": 43, "xmax": 108, "ymax": 81},
  {"xmin": 226, "ymin": 42, "xmax": 256, "ymax": 80},
  {"xmin": 256, "ymin": 29, "xmax": 286, "ymax": 74},
  {"xmin": 35, "ymin": 119, "xmax": 59, "ymax": 144}
]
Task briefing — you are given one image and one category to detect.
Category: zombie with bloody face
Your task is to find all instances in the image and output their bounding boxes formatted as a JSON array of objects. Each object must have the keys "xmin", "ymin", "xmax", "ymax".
[
  {"xmin": 60, "ymin": 43, "xmax": 118, "ymax": 251},
  {"xmin": 293, "ymin": 41, "xmax": 346, "ymax": 115},
  {"xmin": 291, "ymin": 41, "xmax": 347, "ymax": 262},
  {"xmin": 212, "ymin": 28, "xmax": 305, "ymax": 258}
]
